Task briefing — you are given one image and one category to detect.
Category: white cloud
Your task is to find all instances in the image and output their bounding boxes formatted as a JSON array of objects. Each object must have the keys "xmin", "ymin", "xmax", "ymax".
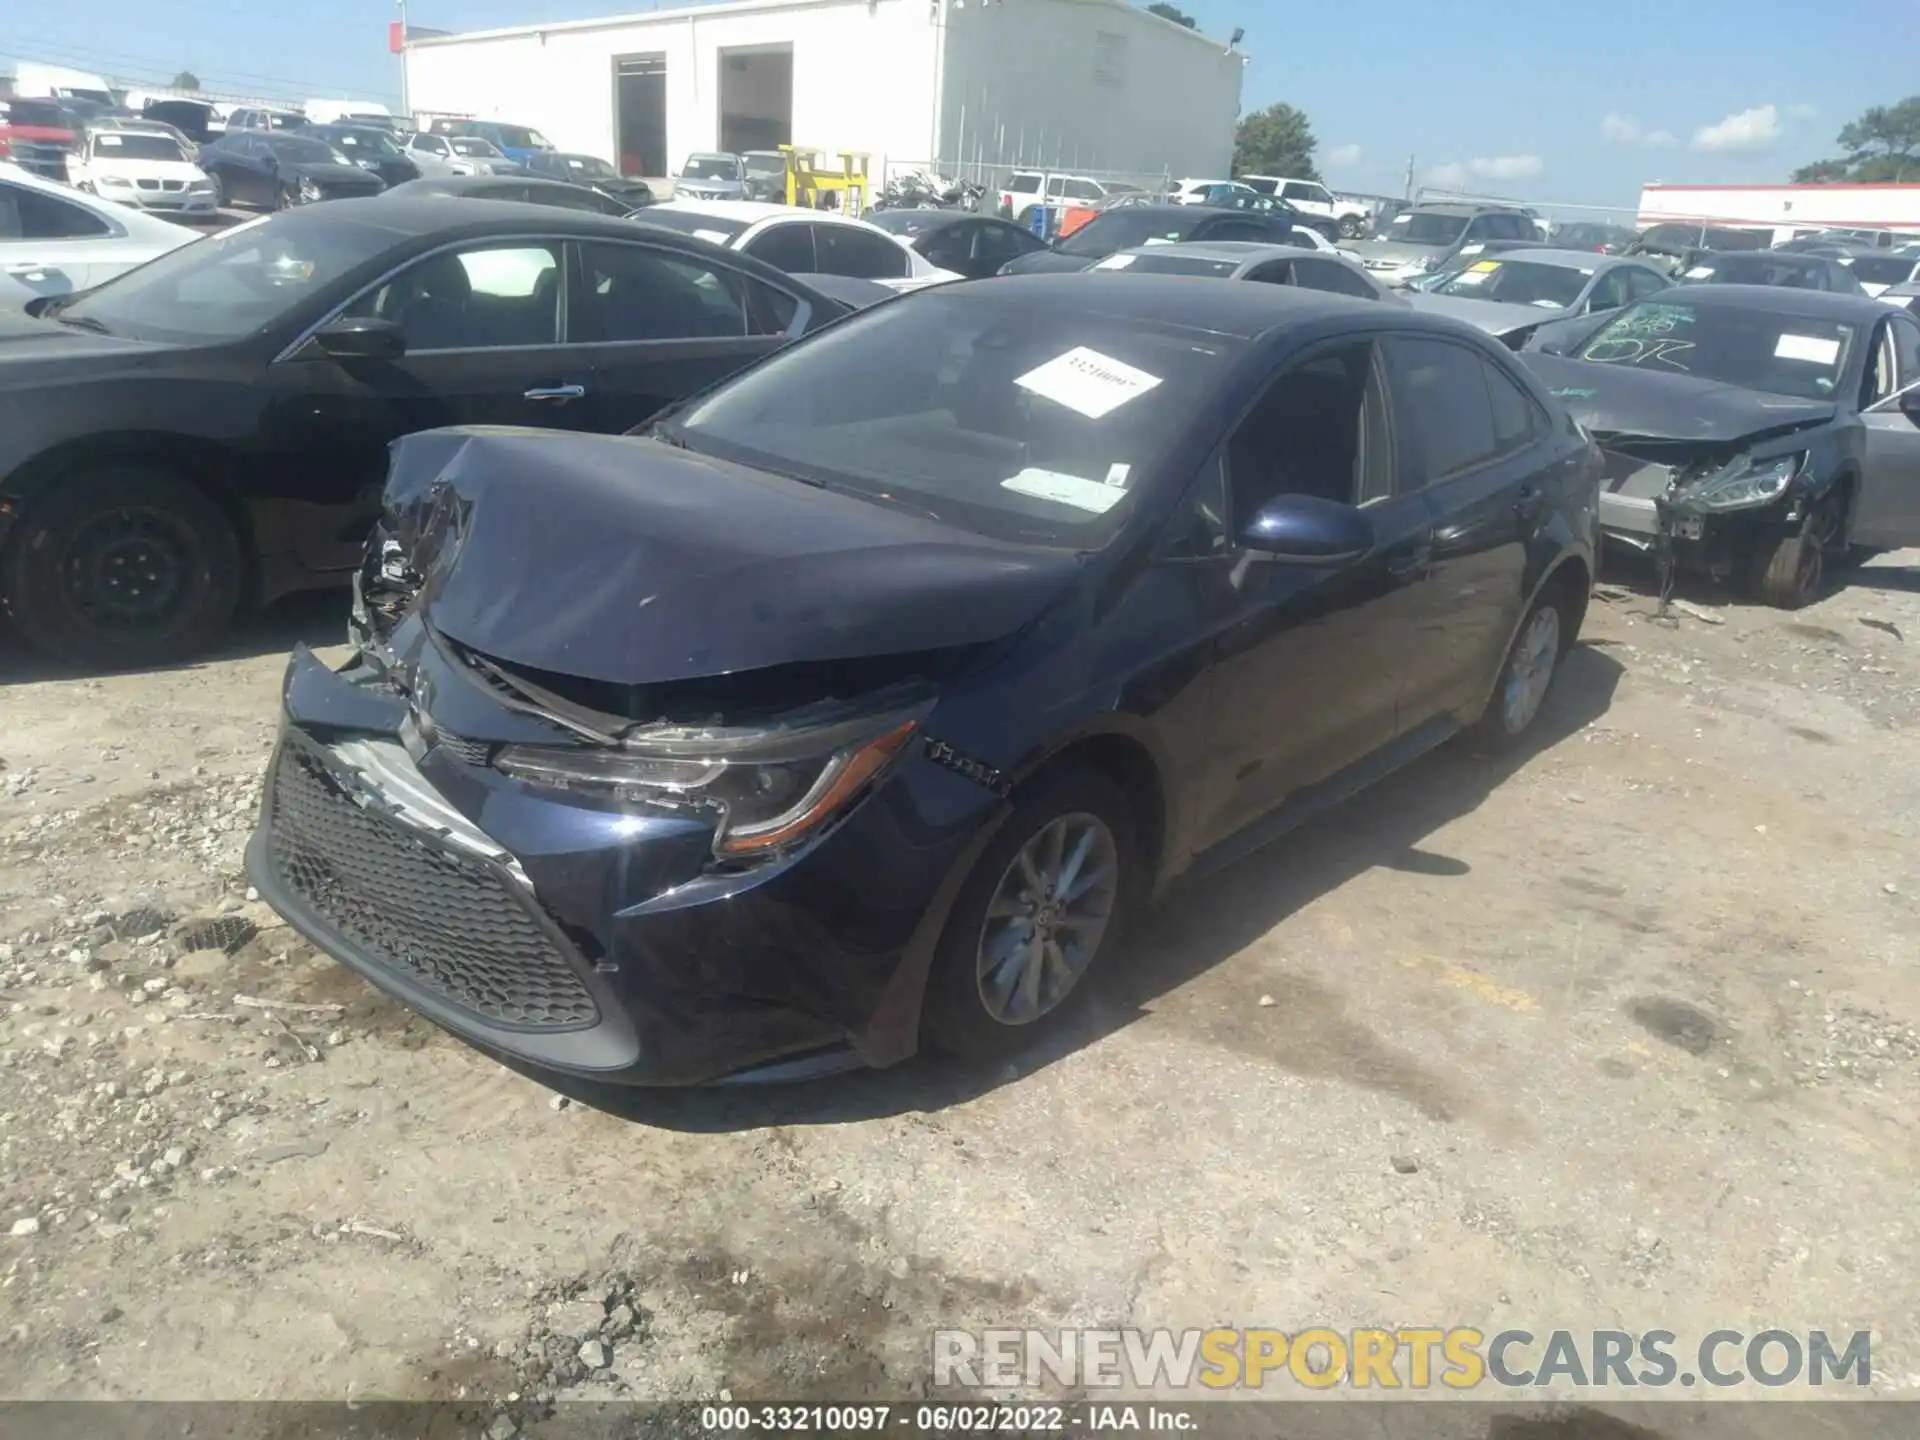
[
  {"xmin": 1428, "ymin": 154, "xmax": 1545, "ymax": 187},
  {"xmin": 1324, "ymin": 143, "xmax": 1363, "ymax": 169},
  {"xmin": 1601, "ymin": 113, "xmax": 1678, "ymax": 147},
  {"xmin": 1692, "ymin": 104, "xmax": 1780, "ymax": 152},
  {"xmin": 1470, "ymin": 154, "xmax": 1544, "ymax": 181},
  {"xmin": 1787, "ymin": 102, "xmax": 1819, "ymax": 120}
]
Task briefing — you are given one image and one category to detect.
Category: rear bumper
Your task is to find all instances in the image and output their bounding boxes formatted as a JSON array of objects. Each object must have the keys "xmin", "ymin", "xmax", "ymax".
[{"xmin": 247, "ymin": 644, "xmax": 996, "ymax": 1085}]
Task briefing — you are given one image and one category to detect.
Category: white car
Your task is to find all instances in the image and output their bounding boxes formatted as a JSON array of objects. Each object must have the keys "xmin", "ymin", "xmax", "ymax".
[
  {"xmin": 1238, "ymin": 176, "xmax": 1371, "ymax": 237},
  {"xmin": 1170, "ymin": 177, "xmax": 1242, "ymax": 205},
  {"xmin": 638, "ymin": 199, "xmax": 961, "ymax": 292},
  {"xmin": 402, "ymin": 131, "xmax": 520, "ymax": 177},
  {"xmin": 0, "ymin": 161, "xmax": 199, "ymax": 308},
  {"xmin": 67, "ymin": 129, "xmax": 218, "ymax": 218}
]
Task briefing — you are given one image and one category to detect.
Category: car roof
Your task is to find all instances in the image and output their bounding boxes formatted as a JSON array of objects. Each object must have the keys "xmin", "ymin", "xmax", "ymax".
[
  {"xmin": 655, "ymin": 197, "xmax": 873, "ymax": 230},
  {"xmin": 1117, "ymin": 240, "xmax": 1320, "ymax": 263},
  {"xmin": 1482, "ymin": 247, "xmax": 1623, "ymax": 269},
  {"xmin": 312, "ymin": 194, "xmax": 647, "ymax": 236},
  {"xmin": 387, "ymin": 175, "xmax": 601, "ymax": 198},
  {"xmin": 1655, "ymin": 282, "xmax": 1889, "ymax": 322},
  {"xmin": 972, "ymin": 272, "xmax": 1456, "ymax": 338}
]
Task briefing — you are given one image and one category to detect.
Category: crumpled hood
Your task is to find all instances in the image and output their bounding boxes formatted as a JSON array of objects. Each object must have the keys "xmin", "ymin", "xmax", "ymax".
[
  {"xmin": 1519, "ymin": 352, "xmax": 1839, "ymax": 446},
  {"xmin": 1405, "ymin": 291, "xmax": 1565, "ymax": 337},
  {"xmin": 383, "ymin": 427, "xmax": 1084, "ymax": 687}
]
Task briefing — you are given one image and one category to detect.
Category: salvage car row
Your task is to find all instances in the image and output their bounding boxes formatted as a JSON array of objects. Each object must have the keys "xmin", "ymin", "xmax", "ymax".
[{"xmin": 5, "ymin": 166, "xmax": 1920, "ymax": 1098}]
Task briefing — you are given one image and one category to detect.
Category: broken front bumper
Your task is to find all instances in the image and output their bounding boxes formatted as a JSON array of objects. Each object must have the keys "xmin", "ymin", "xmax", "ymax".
[{"xmin": 246, "ymin": 644, "xmax": 994, "ymax": 1085}]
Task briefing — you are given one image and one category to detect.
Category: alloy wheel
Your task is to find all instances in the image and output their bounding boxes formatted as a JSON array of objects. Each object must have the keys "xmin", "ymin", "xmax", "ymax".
[
  {"xmin": 975, "ymin": 812, "xmax": 1119, "ymax": 1026},
  {"xmin": 1502, "ymin": 605, "xmax": 1561, "ymax": 735}
]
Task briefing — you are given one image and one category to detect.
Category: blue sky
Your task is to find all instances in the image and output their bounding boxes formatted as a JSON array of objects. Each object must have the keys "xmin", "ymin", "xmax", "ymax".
[{"xmin": 5, "ymin": 0, "xmax": 1914, "ymax": 215}]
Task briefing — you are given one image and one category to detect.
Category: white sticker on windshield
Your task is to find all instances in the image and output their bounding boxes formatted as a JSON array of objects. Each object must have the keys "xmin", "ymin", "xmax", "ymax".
[
  {"xmin": 1093, "ymin": 254, "xmax": 1135, "ymax": 270},
  {"xmin": 1015, "ymin": 346, "xmax": 1163, "ymax": 419},
  {"xmin": 1685, "ymin": 265, "xmax": 1715, "ymax": 279},
  {"xmin": 97, "ymin": 133, "xmax": 123, "ymax": 147},
  {"xmin": 1775, "ymin": 333, "xmax": 1840, "ymax": 364},
  {"xmin": 1460, "ymin": 243, "xmax": 1484, "ymax": 255},
  {"xmin": 1142, "ymin": 236, "xmax": 1175, "ymax": 246},
  {"xmin": 1003, "ymin": 468, "xmax": 1127, "ymax": 514},
  {"xmin": 693, "ymin": 229, "xmax": 732, "ymax": 245}
]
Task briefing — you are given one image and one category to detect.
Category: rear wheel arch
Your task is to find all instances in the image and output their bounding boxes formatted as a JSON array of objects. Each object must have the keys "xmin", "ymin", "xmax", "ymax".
[{"xmin": 1536, "ymin": 552, "xmax": 1591, "ymax": 652}]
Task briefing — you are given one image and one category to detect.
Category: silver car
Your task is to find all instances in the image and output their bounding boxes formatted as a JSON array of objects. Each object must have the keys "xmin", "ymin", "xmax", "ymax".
[
  {"xmin": 1088, "ymin": 241, "xmax": 1409, "ymax": 303},
  {"xmin": 1406, "ymin": 250, "xmax": 1672, "ymax": 346},
  {"xmin": 673, "ymin": 152, "xmax": 746, "ymax": 201},
  {"xmin": 1349, "ymin": 204, "xmax": 1539, "ymax": 284},
  {"xmin": 402, "ymin": 131, "xmax": 520, "ymax": 177}
]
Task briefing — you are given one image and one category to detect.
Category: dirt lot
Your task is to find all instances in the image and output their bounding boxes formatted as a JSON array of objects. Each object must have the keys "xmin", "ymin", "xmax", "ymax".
[{"xmin": 3, "ymin": 555, "xmax": 1920, "ymax": 1435}]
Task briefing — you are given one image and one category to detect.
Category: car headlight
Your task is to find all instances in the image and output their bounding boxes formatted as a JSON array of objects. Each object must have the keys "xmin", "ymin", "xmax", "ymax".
[
  {"xmin": 298, "ymin": 176, "xmax": 321, "ymax": 199},
  {"xmin": 492, "ymin": 697, "xmax": 932, "ymax": 859},
  {"xmin": 98, "ymin": 174, "xmax": 133, "ymax": 187},
  {"xmin": 1688, "ymin": 453, "xmax": 1803, "ymax": 510}
]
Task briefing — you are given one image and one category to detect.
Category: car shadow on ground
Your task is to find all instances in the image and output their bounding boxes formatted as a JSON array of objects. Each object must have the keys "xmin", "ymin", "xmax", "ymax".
[
  {"xmin": 0, "ymin": 589, "xmax": 348, "ymax": 688},
  {"xmin": 536, "ymin": 641, "xmax": 1625, "ymax": 1133}
]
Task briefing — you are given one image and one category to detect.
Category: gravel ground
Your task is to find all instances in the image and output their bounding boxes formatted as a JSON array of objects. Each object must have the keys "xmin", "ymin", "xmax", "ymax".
[{"xmin": 3, "ymin": 555, "xmax": 1920, "ymax": 1437}]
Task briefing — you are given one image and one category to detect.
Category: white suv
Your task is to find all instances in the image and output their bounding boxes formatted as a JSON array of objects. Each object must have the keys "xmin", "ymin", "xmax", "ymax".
[
  {"xmin": 995, "ymin": 171, "xmax": 1143, "ymax": 223},
  {"xmin": 1239, "ymin": 176, "xmax": 1370, "ymax": 237}
]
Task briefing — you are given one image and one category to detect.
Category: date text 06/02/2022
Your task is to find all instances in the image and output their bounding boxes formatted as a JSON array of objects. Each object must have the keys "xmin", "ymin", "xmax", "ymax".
[{"xmin": 698, "ymin": 1404, "xmax": 1198, "ymax": 1431}]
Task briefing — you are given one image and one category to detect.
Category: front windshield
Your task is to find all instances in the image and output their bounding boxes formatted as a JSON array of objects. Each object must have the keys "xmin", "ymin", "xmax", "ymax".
[
  {"xmin": 58, "ymin": 214, "xmax": 396, "ymax": 344},
  {"xmin": 268, "ymin": 136, "xmax": 351, "ymax": 166},
  {"xmin": 1575, "ymin": 300, "xmax": 1855, "ymax": 401},
  {"xmin": 1058, "ymin": 210, "xmax": 1205, "ymax": 258},
  {"xmin": 450, "ymin": 137, "xmax": 505, "ymax": 158},
  {"xmin": 1387, "ymin": 211, "xmax": 1469, "ymax": 246},
  {"xmin": 558, "ymin": 154, "xmax": 615, "ymax": 178},
  {"xmin": 635, "ymin": 208, "xmax": 749, "ymax": 243},
  {"xmin": 1096, "ymin": 252, "xmax": 1237, "ymax": 277},
  {"xmin": 92, "ymin": 133, "xmax": 187, "ymax": 163},
  {"xmin": 1689, "ymin": 253, "xmax": 1831, "ymax": 288},
  {"xmin": 334, "ymin": 129, "xmax": 400, "ymax": 156},
  {"xmin": 673, "ymin": 293, "xmax": 1246, "ymax": 545},
  {"xmin": 683, "ymin": 155, "xmax": 741, "ymax": 180},
  {"xmin": 743, "ymin": 153, "xmax": 785, "ymax": 177},
  {"xmin": 492, "ymin": 125, "xmax": 550, "ymax": 150},
  {"xmin": 1435, "ymin": 258, "xmax": 1589, "ymax": 308}
]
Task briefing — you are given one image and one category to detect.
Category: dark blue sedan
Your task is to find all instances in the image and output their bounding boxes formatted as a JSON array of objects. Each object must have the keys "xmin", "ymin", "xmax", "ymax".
[{"xmin": 248, "ymin": 276, "xmax": 1600, "ymax": 1084}]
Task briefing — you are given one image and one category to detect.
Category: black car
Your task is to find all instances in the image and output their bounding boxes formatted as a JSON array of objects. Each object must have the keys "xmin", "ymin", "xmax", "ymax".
[
  {"xmin": 1551, "ymin": 222, "xmax": 1642, "ymax": 255},
  {"xmin": 1524, "ymin": 285, "xmax": 1920, "ymax": 607},
  {"xmin": 197, "ymin": 132, "xmax": 385, "ymax": 210},
  {"xmin": 1626, "ymin": 223, "xmax": 1769, "ymax": 268},
  {"xmin": 307, "ymin": 124, "xmax": 421, "ymax": 190},
  {"xmin": 381, "ymin": 174, "xmax": 639, "ymax": 217},
  {"xmin": 998, "ymin": 203, "xmax": 1330, "ymax": 275},
  {"xmin": 1671, "ymin": 248, "xmax": 1868, "ymax": 297},
  {"xmin": 521, "ymin": 151, "xmax": 655, "ymax": 208},
  {"xmin": 247, "ymin": 276, "xmax": 1599, "ymax": 1086},
  {"xmin": 864, "ymin": 208, "xmax": 1047, "ymax": 279},
  {"xmin": 0, "ymin": 200, "xmax": 861, "ymax": 666}
]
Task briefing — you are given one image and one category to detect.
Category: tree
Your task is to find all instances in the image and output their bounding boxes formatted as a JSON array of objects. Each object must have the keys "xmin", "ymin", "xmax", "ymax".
[
  {"xmin": 1234, "ymin": 102, "xmax": 1318, "ymax": 181},
  {"xmin": 1791, "ymin": 96, "xmax": 1920, "ymax": 182},
  {"xmin": 170, "ymin": 70, "xmax": 200, "ymax": 92},
  {"xmin": 1145, "ymin": 2, "xmax": 1197, "ymax": 27}
]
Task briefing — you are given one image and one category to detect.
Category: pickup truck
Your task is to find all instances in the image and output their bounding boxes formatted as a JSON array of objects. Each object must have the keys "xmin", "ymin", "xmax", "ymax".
[{"xmin": 1238, "ymin": 175, "xmax": 1371, "ymax": 238}]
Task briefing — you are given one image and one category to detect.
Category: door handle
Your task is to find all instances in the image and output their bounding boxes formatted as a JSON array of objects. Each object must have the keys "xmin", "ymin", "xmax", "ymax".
[
  {"xmin": 3, "ymin": 263, "xmax": 56, "ymax": 276},
  {"xmin": 524, "ymin": 384, "xmax": 586, "ymax": 402}
]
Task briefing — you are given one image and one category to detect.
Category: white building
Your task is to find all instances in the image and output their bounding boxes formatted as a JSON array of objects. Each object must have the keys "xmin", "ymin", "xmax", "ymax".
[
  {"xmin": 1638, "ymin": 183, "xmax": 1920, "ymax": 243},
  {"xmin": 402, "ymin": 0, "xmax": 1244, "ymax": 182}
]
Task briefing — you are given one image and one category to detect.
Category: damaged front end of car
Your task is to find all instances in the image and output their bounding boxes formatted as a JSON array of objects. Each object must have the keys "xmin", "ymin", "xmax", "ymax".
[{"xmin": 249, "ymin": 428, "xmax": 1081, "ymax": 1085}]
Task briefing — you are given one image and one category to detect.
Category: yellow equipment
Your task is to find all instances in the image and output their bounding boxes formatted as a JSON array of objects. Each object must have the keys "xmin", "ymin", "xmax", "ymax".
[{"xmin": 779, "ymin": 145, "xmax": 870, "ymax": 213}]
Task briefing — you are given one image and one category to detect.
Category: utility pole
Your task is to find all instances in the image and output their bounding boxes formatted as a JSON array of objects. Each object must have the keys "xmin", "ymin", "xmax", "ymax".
[
  {"xmin": 1404, "ymin": 154, "xmax": 1415, "ymax": 202},
  {"xmin": 397, "ymin": 0, "xmax": 410, "ymax": 117}
]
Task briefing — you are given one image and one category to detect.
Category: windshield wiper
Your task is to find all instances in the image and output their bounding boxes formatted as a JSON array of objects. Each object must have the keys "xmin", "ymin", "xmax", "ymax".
[{"xmin": 54, "ymin": 312, "xmax": 111, "ymax": 335}]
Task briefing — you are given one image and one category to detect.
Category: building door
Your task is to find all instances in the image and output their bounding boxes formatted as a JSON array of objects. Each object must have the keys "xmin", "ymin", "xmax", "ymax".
[
  {"xmin": 614, "ymin": 53, "xmax": 667, "ymax": 176},
  {"xmin": 717, "ymin": 44, "xmax": 792, "ymax": 155}
]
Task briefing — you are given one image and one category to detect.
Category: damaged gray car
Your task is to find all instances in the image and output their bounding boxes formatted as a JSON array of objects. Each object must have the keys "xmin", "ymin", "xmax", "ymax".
[{"xmin": 1524, "ymin": 285, "xmax": 1920, "ymax": 607}]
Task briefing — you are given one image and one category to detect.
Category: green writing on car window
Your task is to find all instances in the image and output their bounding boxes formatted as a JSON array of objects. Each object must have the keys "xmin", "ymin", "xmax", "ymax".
[{"xmin": 1605, "ymin": 304, "xmax": 1695, "ymax": 337}]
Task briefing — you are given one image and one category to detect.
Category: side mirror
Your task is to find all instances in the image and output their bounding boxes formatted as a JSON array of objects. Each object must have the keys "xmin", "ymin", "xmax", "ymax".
[
  {"xmin": 264, "ymin": 153, "xmax": 280, "ymax": 170},
  {"xmin": 1240, "ymin": 493, "xmax": 1374, "ymax": 563},
  {"xmin": 313, "ymin": 316, "xmax": 406, "ymax": 360}
]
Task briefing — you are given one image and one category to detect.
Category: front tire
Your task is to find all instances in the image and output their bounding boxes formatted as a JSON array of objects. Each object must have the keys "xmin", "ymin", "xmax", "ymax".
[
  {"xmin": 1747, "ymin": 493, "xmax": 1840, "ymax": 610},
  {"xmin": 1338, "ymin": 215, "xmax": 1362, "ymax": 239},
  {"xmin": 922, "ymin": 763, "xmax": 1139, "ymax": 1061},
  {"xmin": 0, "ymin": 465, "xmax": 243, "ymax": 669},
  {"xmin": 1469, "ymin": 585, "xmax": 1570, "ymax": 753}
]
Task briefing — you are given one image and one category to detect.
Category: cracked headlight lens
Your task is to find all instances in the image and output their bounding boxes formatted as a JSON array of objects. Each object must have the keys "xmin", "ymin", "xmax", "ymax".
[{"xmin": 1689, "ymin": 453, "xmax": 1803, "ymax": 510}]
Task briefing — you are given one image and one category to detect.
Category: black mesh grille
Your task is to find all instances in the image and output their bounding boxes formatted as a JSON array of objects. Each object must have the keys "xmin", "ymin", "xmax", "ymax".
[
  {"xmin": 432, "ymin": 730, "xmax": 493, "ymax": 766},
  {"xmin": 265, "ymin": 745, "xmax": 599, "ymax": 1030}
]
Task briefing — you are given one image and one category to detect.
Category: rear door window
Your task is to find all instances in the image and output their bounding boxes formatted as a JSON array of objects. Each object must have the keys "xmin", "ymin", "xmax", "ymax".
[
  {"xmin": 577, "ymin": 241, "xmax": 797, "ymax": 340},
  {"xmin": 0, "ymin": 182, "xmax": 113, "ymax": 240},
  {"xmin": 742, "ymin": 221, "xmax": 816, "ymax": 274},
  {"xmin": 1383, "ymin": 335, "xmax": 1504, "ymax": 484},
  {"xmin": 813, "ymin": 224, "xmax": 910, "ymax": 280}
]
